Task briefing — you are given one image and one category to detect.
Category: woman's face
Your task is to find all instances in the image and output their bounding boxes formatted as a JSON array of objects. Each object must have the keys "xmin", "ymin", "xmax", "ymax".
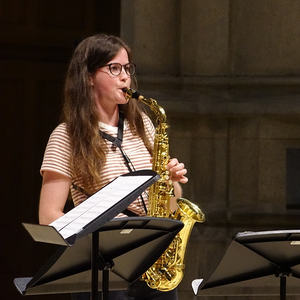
[{"xmin": 90, "ymin": 47, "xmax": 132, "ymax": 109}]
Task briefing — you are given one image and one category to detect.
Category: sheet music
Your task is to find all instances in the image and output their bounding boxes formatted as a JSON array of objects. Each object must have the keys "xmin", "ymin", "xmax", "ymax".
[{"xmin": 50, "ymin": 175, "xmax": 152, "ymax": 239}]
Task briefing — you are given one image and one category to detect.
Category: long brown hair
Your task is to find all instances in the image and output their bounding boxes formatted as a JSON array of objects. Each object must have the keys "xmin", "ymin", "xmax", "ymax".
[{"xmin": 62, "ymin": 34, "xmax": 152, "ymax": 193}]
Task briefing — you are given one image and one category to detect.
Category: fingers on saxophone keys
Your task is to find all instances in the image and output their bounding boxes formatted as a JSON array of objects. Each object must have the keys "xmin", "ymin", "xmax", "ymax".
[
  {"xmin": 171, "ymin": 170, "xmax": 188, "ymax": 184},
  {"xmin": 176, "ymin": 167, "xmax": 187, "ymax": 176},
  {"xmin": 169, "ymin": 162, "xmax": 185, "ymax": 174},
  {"xmin": 175, "ymin": 167, "xmax": 188, "ymax": 184},
  {"xmin": 179, "ymin": 176, "xmax": 188, "ymax": 184},
  {"xmin": 167, "ymin": 158, "xmax": 189, "ymax": 183},
  {"xmin": 167, "ymin": 158, "xmax": 179, "ymax": 168}
]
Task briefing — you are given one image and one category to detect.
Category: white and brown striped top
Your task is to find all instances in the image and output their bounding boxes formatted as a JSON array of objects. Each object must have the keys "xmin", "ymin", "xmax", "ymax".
[{"xmin": 40, "ymin": 114, "xmax": 155, "ymax": 216}]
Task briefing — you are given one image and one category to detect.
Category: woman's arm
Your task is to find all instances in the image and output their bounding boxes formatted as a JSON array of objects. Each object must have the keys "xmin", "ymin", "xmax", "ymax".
[
  {"xmin": 169, "ymin": 181, "xmax": 182, "ymax": 211},
  {"xmin": 167, "ymin": 158, "xmax": 188, "ymax": 212},
  {"xmin": 39, "ymin": 171, "xmax": 71, "ymax": 225}
]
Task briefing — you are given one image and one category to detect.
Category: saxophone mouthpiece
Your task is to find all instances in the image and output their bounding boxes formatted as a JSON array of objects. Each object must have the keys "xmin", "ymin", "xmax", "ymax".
[{"xmin": 122, "ymin": 88, "xmax": 140, "ymax": 100}]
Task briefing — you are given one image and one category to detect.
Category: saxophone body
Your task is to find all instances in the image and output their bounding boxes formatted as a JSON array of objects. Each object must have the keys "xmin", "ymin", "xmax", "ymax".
[{"xmin": 124, "ymin": 88, "xmax": 205, "ymax": 291}]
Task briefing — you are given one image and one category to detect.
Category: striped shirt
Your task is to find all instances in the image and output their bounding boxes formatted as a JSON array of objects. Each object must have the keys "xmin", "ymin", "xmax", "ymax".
[{"xmin": 41, "ymin": 114, "xmax": 155, "ymax": 216}]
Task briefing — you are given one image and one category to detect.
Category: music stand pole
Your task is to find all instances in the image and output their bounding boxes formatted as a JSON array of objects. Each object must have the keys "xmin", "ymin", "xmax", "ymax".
[
  {"xmin": 91, "ymin": 231, "xmax": 113, "ymax": 300},
  {"xmin": 102, "ymin": 270, "xmax": 109, "ymax": 300},
  {"xmin": 91, "ymin": 231, "xmax": 99, "ymax": 300},
  {"xmin": 280, "ymin": 274, "xmax": 286, "ymax": 300}
]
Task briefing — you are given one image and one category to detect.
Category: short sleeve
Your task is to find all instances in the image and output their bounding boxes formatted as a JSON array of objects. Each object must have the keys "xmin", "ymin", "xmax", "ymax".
[{"xmin": 40, "ymin": 123, "xmax": 72, "ymax": 178}]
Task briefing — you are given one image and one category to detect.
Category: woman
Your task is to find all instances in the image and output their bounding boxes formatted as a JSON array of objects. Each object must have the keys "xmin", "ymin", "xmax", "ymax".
[{"xmin": 39, "ymin": 33, "xmax": 188, "ymax": 300}]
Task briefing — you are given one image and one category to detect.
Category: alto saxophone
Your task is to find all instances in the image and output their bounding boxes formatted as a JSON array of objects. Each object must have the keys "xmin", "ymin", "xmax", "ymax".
[{"xmin": 123, "ymin": 88, "xmax": 205, "ymax": 291}]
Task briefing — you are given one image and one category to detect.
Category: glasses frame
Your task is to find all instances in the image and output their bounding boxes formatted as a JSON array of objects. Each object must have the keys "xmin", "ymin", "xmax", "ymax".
[{"xmin": 103, "ymin": 62, "xmax": 136, "ymax": 76}]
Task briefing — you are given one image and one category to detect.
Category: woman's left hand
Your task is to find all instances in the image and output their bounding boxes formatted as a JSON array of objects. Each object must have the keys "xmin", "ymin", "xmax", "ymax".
[{"xmin": 167, "ymin": 158, "xmax": 188, "ymax": 184}]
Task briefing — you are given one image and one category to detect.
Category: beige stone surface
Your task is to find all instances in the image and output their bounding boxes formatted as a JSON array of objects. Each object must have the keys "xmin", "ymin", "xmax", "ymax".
[
  {"xmin": 120, "ymin": 0, "xmax": 300, "ymax": 298},
  {"xmin": 231, "ymin": 0, "xmax": 300, "ymax": 74},
  {"xmin": 180, "ymin": 0, "xmax": 230, "ymax": 75}
]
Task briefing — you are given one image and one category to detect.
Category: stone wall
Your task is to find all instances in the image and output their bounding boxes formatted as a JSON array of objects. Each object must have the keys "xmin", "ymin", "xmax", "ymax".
[{"xmin": 121, "ymin": 1, "xmax": 300, "ymax": 299}]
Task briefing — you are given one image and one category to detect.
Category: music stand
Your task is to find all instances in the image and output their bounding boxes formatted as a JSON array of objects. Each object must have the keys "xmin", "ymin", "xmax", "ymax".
[
  {"xmin": 14, "ymin": 170, "xmax": 184, "ymax": 300},
  {"xmin": 192, "ymin": 230, "xmax": 300, "ymax": 299},
  {"xmin": 14, "ymin": 217, "xmax": 183, "ymax": 300}
]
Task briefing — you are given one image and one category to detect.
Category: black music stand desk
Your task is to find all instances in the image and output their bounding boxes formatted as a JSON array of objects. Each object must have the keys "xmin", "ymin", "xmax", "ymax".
[
  {"xmin": 15, "ymin": 217, "xmax": 183, "ymax": 299},
  {"xmin": 193, "ymin": 230, "xmax": 300, "ymax": 299},
  {"xmin": 14, "ymin": 170, "xmax": 184, "ymax": 300}
]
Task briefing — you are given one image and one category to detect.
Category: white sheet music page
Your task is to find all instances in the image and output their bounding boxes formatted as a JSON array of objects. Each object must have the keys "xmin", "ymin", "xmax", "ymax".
[{"xmin": 50, "ymin": 174, "xmax": 152, "ymax": 240}]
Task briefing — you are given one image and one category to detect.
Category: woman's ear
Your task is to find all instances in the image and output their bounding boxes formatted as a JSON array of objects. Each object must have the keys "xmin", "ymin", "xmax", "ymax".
[{"xmin": 88, "ymin": 75, "xmax": 94, "ymax": 87}]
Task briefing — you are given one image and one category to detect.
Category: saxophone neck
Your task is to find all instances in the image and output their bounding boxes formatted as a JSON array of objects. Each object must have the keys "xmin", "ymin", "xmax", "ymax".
[{"xmin": 123, "ymin": 88, "xmax": 167, "ymax": 124}]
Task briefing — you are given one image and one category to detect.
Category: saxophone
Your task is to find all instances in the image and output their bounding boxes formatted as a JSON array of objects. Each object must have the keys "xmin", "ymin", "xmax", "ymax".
[{"xmin": 123, "ymin": 88, "xmax": 205, "ymax": 291}]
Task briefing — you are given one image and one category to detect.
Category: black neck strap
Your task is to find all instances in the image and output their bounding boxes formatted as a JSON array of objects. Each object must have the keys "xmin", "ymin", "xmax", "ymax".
[
  {"xmin": 99, "ymin": 111, "xmax": 134, "ymax": 173},
  {"xmin": 73, "ymin": 111, "xmax": 146, "ymax": 216},
  {"xmin": 99, "ymin": 111, "xmax": 148, "ymax": 215},
  {"xmin": 99, "ymin": 111, "xmax": 124, "ymax": 148}
]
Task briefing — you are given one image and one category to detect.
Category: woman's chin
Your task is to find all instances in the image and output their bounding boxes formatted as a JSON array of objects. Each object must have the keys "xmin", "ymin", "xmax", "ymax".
[{"xmin": 117, "ymin": 96, "xmax": 129, "ymax": 104}]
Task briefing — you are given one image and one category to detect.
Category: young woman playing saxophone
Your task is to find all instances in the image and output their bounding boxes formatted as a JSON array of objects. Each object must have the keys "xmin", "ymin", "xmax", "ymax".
[{"xmin": 38, "ymin": 33, "xmax": 188, "ymax": 300}]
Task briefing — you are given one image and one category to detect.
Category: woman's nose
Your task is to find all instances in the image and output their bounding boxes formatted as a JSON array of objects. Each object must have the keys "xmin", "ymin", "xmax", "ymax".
[{"xmin": 119, "ymin": 68, "xmax": 130, "ymax": 81}]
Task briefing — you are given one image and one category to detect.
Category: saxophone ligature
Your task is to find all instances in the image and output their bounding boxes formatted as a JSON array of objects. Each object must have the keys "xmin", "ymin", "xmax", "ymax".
[{"xmin": 123, "ymin": 88, "xmax": 205, "ymax": 291}]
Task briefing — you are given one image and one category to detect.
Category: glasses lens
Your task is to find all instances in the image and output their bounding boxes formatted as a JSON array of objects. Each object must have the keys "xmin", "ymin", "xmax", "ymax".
[
  {"xmin": 109, "ymin": 63, "xmax": 122, "ymax": 76},
  {"xmin": 125, "ymin": 63, "xmax": 135, "ymax": 76},
  {"xmin": 108, "ymin": 63, "xmax": 135, "ymax": 76}
]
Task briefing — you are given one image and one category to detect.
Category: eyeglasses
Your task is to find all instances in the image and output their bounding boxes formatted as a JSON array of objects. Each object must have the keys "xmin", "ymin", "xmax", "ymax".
[{"xmin": 103, "ymin": 63, "xmax": 136, "ymax": 76}]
